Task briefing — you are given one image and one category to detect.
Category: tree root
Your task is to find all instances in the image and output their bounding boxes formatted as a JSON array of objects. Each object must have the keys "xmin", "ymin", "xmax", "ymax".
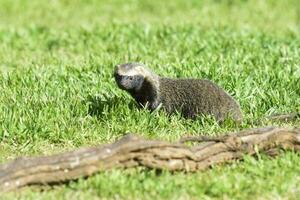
[{"xmin": 0, "ymin": 126, "xmax": 300, "ymax": 192}]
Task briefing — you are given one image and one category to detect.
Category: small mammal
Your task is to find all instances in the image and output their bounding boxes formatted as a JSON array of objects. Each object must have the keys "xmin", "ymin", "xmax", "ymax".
[{"xmin": 114, "ymin": 63, "xmax": 243, "ymax": 123}]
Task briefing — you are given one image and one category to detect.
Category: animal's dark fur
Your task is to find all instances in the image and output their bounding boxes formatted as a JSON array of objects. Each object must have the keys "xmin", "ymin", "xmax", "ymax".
[
  {"xmin": 114, "ymin": 63, "xmax": 243, "ymax": 123},
  {"xmin": 158, "ymin": 78, "xmax": 243, "ymax": 122}
]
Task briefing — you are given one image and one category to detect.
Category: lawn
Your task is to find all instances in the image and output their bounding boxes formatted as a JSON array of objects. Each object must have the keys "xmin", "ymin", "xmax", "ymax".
[{"xmin": 0, "ymin": 0, "xmax": 300, "ymax": 199}]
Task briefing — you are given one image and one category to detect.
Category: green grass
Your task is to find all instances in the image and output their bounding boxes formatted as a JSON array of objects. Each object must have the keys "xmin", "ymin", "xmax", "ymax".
[{"xmin": 0, "ymin": 0, "xmax": 300, "ymax": 199}]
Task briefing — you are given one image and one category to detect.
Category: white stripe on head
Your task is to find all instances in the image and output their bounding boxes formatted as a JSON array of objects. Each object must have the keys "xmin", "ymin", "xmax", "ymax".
[
  {"xmin": 116, "ymin": 63, "xmax": 159, "ymax": 90},
  {"xmin": 115, "ymin": 63, "xmax": 161, "ymax": 104},
  {"xmin": 116, "ymin": 64, "xmax": 151, "ymax": 77}
]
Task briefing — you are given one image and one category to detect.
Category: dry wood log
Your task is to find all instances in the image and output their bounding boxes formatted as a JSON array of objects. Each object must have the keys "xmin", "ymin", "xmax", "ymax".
[
  {"xmin": 266, "ymin": 113, "xmax": 299, "ymax": 122},
  {"xmin": 0, "ymin": 126, "xmax": 300, "ymax": 192}
]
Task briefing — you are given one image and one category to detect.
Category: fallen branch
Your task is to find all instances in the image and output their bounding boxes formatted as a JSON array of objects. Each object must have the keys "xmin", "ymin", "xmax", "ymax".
[
  {"xmin": 0, "ymin": 126, "xmax": 300, "ymax": 192},
  {"xmin": 266, "ymin": 113, "xmax": 300, "ymax": 122}
]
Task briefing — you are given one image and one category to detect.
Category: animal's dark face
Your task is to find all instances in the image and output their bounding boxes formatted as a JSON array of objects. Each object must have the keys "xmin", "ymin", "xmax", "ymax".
[
  {"xmin": 114, "ymin": 63, "xmax": 147, "ymax": 92},
  {"xmin": 114, "ymin": 73, "xmax": 144, "ymax": 91}
]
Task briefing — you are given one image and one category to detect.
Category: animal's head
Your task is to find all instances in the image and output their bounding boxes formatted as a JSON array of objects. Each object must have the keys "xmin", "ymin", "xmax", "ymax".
[{"xmin": 114, "ymin": 63, "xmax": 147, "ymax": 92}]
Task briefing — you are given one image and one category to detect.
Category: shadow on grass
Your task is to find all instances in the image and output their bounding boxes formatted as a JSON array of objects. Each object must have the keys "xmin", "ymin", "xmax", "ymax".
[{"xmin": 85, "ymin": 94, "xmax": 136, "ymax": 118}]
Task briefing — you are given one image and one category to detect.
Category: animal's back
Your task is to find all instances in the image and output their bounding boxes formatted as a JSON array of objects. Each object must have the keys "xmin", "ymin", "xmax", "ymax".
[{"xmin": 158, "ymin": 78, "xmax": 243, "ymax": 122}]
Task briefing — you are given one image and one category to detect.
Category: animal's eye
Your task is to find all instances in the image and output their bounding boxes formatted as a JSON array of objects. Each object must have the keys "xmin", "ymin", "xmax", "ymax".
[{"xmin": 129, "ymin": 77, "xmax": 133, "ymax": 80}]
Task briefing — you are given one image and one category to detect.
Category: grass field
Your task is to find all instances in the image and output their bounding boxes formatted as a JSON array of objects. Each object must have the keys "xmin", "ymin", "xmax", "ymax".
[{"xmin": 0, "ymin": 0, "xmax": 300, "ymax": 199}]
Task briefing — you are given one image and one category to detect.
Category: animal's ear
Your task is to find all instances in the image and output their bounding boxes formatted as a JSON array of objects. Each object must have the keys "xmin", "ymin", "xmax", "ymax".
[
  {"xmin": 139, "ymin": 75, "xmax": 146, "ymax": 83},
  {"xmin": 134, "ymin": 75, "xmax": 145, "ymax": 90}
]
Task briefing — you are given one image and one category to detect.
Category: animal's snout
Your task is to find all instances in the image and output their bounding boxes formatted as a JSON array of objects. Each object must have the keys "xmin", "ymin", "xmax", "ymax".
[
  {"xmin": 114, "ymin": 73, "xmax": 128, "ymax": 90},
  {"xmin": 114, "ymin": 73, "xmax": 122, "ymax": 82},
  {"xmin": 114, "ymin": 73, "xmax": 122, "ymax": 80}
]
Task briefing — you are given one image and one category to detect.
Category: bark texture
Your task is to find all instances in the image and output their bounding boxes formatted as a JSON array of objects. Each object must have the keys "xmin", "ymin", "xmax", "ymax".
[{"xmin": 0, "ymin": 126, "xmax": 300, "ymax": 192}]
